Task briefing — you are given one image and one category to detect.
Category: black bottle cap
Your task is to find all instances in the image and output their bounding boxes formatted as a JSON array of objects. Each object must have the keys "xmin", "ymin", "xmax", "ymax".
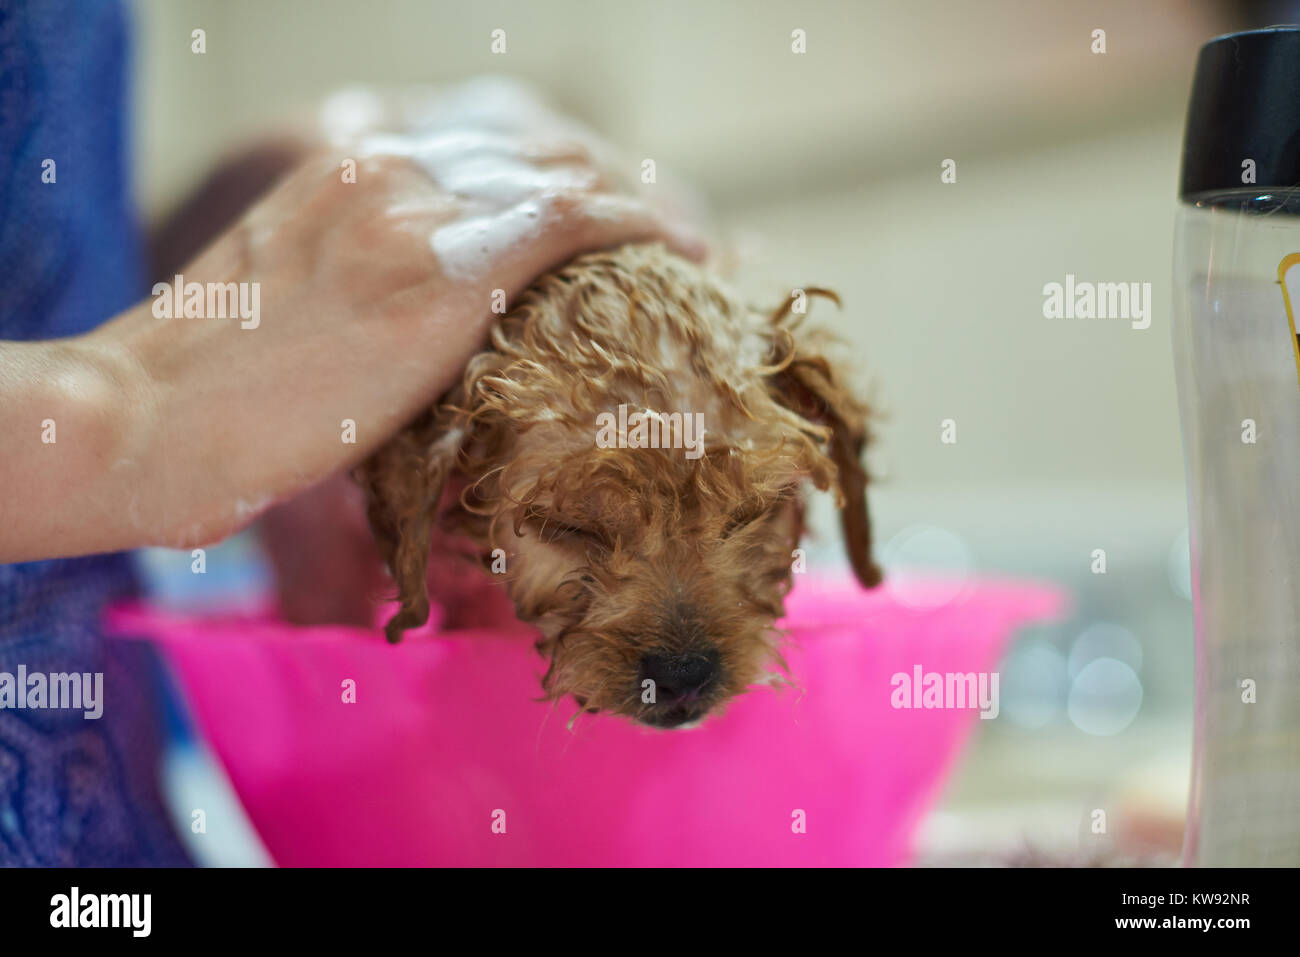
[{"xmin": 1180, "ymin": 26, "xmax": 1300, "ymax": 201}]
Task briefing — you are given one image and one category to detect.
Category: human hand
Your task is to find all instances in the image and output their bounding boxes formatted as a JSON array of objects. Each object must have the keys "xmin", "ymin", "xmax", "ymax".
[{"xmin": 1, "ymin": 89, "xmax": 705, "ymax": 561}]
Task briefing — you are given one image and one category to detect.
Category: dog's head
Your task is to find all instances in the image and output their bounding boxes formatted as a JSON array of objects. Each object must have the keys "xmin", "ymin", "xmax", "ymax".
[{"xmin": 357, "ymin": 244, "xmax": 879, "ymax": 728}]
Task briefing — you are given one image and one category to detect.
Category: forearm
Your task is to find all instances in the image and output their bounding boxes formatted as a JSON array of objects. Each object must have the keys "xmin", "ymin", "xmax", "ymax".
[
  {"xmin": 0, "ymin": 113, "xmax": 705, "ymax": 566},
  {"xmin": 0, "ymin": 296, "xmax": 379, "ymax": 564},
  {"xmin": 0, "ymin": 316, "xmax": 164, "ymax": 561}
]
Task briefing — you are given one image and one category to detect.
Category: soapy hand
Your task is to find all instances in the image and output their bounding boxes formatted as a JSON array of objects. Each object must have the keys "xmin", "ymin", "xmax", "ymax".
[
  {"xmin": 0, "ymin": 82, "xmax": 706, "ymax": 562},
  {"xmin": 253, "ymin": 80, "xmax": 715, "ymax": 625}
]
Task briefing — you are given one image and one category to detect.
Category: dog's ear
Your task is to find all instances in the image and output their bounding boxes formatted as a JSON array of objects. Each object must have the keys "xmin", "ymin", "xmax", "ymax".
[
  {"xmin": 767, "ymin": 289, "xmax": 883, "ymax": 590},
  {"xmin": 354, "ymin": 411, "xmax": 463, "ymax": 643}
]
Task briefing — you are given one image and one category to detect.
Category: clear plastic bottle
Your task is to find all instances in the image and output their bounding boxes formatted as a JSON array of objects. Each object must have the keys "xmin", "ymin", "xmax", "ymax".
[{"xmin": 1173, "ymin": 27, "xmax": 1300, "ymax": 866}]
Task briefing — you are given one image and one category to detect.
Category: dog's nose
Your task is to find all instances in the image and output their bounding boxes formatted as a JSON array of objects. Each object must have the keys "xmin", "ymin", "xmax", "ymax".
[{"xmin": 639, "ymin": 651, "xmax": 719, "ymax": 703}]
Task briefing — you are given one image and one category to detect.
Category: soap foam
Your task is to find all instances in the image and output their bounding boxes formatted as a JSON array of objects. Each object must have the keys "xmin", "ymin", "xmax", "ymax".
[
  {"xmin": 360, "ymin": 130, "xmax": 591, "ymax": 206},
  {"xmin": 431, "ymin": 199, "xmax": 543, "ymax": 281}
]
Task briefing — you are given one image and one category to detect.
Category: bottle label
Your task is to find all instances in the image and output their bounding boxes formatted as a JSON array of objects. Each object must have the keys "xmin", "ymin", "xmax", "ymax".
[{"xmin": 1281, "ymin": 253, "xmax": 1300, "ymax": 390}]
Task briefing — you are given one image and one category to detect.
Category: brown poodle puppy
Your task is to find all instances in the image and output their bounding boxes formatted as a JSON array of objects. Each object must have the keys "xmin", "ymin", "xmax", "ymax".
[{"xmin": 355, "ymin": 242, "xmax": 880, "ymax": 728}]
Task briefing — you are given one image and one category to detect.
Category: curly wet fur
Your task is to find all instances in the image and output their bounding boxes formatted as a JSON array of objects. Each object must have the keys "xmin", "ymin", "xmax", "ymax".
[{"xmin": 355, "ymin": 243, "xmax": 880, "ymax": 727}]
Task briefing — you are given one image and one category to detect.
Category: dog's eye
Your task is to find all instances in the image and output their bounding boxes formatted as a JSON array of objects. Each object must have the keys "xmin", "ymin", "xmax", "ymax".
[
  {"xmin": 518, "ymin": 506, "xmax": 600, "ymax": 546},
  {"xmin": 722, "ymin": 506, "xmax": 770, "ymax": 539},
  {"xmin": 543, "ymin": 521, "xmax": 605, "ymax": 548},
  {"xmin": 722, "ymin": 489, "xmax": 797, "ymax": 539}
]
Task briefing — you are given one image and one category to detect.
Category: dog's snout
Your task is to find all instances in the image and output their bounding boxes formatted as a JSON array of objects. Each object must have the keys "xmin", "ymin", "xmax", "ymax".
[{"xmin": 639, "ymin": 650, "xmax": 719, "ymax": 704}]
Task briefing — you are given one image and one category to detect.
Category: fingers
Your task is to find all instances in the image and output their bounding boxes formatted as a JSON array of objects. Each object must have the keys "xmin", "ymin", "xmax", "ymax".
[
  {"xmin": 344, "ymin": 117, "xmax": 708, "ymax": 266},
  {"xmin": 534, "ymin": 189, "xmax": 709, "ymax": 266},
  {"xmin": 520, "ymin": 137, "xmax": 597, "ymax": 167},
  {"xmin": 428, "ymin": 187, "xmax": 707, "ymax": 291}
]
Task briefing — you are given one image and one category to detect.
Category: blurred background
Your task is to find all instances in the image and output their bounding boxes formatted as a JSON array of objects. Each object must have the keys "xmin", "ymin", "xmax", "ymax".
[{"xmin": 125, "ymin": 0, "xmax": 1294, "ymax": 864}]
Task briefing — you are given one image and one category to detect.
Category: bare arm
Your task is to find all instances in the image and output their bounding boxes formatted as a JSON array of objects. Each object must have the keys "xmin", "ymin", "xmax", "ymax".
[{"xmin": 0, "ymin": 141, "xmax": 703, "ymax": 564}]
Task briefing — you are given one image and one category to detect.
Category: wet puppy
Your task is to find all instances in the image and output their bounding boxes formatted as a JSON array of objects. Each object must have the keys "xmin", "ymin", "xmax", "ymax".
[{"xmin": 356, "ymin": 242, "xmax": 880, "ymax": 728}]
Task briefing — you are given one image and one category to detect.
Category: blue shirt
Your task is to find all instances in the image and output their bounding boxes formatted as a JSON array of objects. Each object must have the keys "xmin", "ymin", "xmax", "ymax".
[{"xmin": 0, "ymin": 0, "xmax": 190, "ymax": 866}]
